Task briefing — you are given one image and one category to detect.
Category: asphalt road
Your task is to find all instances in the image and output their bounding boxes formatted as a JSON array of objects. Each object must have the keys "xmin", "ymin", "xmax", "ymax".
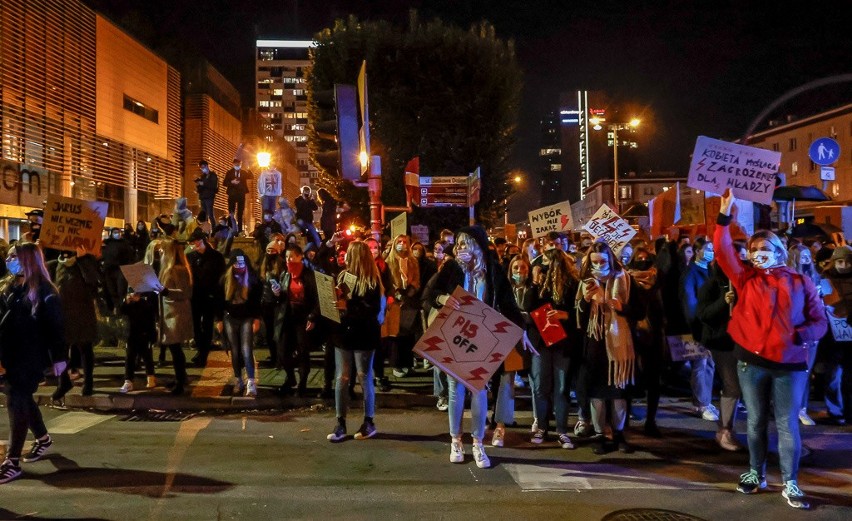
[{"xmin": 0, "ymin": 401, "xmax": 850, "ymax": 521}]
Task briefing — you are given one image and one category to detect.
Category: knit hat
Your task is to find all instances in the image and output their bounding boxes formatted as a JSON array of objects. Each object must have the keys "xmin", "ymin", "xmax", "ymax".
[
  {"xmin": 830, "ymin": 245, "xmax": 852, "ymax": 262},
  {"xmin": 456, "ymin": 225, "xmax": 490, "ymax": 255}
]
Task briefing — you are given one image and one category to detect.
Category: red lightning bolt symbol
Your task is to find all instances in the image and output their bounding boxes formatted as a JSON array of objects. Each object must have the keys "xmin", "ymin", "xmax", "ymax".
[
  {"xmin": 600, "ymin": 216, "xmax": 620, "ymax": 235},
  {"xmin": 489, "ymin": 353, "xmax": 504, "ymax": 363},
  {"xmin": 493, "ymin": 321, "xmax": 511, "ymax": 334},
  {"xmin": 469, "ymin": 367, "xmax": 488, "ymax": 380},
  {"xmin": 436, "ymin": 312, "xmax": 448, "ymax": 320},
  {"xmin": 442, "ymin": 357, "xmax": 453, "ymax": 364},
  {"xmin": 421, "ymin": 336, "xmax": 443, "ymax": 352},
  {"xmin": 457, "ymin": 295, "xmax": 477, "ymax": 307}
]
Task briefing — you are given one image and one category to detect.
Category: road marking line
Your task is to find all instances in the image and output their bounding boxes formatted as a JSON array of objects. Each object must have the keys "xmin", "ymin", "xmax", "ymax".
[
  {"xmin": 504, "ymin": 463, "xmax": 713, "ymax": 492},
  {"xmin": 45, "ymin": 412, "xmax": 114, "ymax": 434},
  {"xmin": 151, "ymin": 416, "xmax": 213, "ymax": 519}
]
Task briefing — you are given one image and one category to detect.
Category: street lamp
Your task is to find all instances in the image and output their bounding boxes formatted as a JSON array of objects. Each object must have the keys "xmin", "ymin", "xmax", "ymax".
[
  {"xmin": 505, "ymin": 173, "xmax": 524, "ymax": 225},
  {"xmin": 591, "ymin": 117, "xmax": 640, "ymax": 212},
  {"xmin": 256, "ymin": 151, "xmax": 271, "ymax": 169}
]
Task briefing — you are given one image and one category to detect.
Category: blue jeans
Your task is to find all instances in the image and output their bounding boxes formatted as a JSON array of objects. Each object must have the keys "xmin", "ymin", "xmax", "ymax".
[
  {"xmin": 493, "ymin": 371, "xmax": 515, "ymax": 425},
  {"xmin": 738, "ymin": 360, "xmax": 808, "ymax": 482},
  {"xmin": 529, "ymin": 348, "xmax": 571, "ymax": 434},
  {"xmin": 433, "ymin": 366, "xmax": 448, "ymax": 399},
  {"xmin": 801, "ymin": 342, "xmax": 818, "ymax": 412},
  {"xmin": 334, "ymin": 348, "xmax": 375, "ymax": 419},
  {"xmin": 690, "ymin": 352, "xmax": 715, "ymax": 408},
  {"xmin": 200, "ymin": 198, "xmax": 215, "ymax": 223},
  {"xmin": 224, "ymin": 315, "xmax": 255, "ymax": 379},
  {"xmin": 298, "ymin": 219, "xmax": 322, "ymax": 249},
  {"xmin": 823, "ymin": 352, "xmax": 844, "ymax": 417},
  {"xmin": 448, "ymin": 376, "xmax": 487, "ymax": 441}
]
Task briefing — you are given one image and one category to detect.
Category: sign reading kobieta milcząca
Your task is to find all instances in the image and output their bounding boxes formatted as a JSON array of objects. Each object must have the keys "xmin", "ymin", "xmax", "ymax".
[
  {"xmin": 528, "ymin": 201, "xmax": 573, "ymax": 238},
  {"xmin": 687, "ymin": 136, "xmax": 781, "ymax": 206},
  {"xmin": 40, "ymin": 194, "xmax": 108, "ymax": 256}
]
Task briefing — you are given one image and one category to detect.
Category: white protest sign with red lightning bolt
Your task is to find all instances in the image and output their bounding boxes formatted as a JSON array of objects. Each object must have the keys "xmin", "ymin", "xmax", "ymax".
[
  {"xmin": 583, "ymin": 203, "xmax": 637, "ymax": 255},
  {"xmin": 413, "ymin": 285, "xmax": 524, "ymax": 392}
]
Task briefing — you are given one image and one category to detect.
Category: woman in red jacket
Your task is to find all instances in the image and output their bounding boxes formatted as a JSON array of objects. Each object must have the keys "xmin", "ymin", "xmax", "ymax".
[{"xmin": 715, "ymin": 190, "xmax": 826, "ymax": 510}]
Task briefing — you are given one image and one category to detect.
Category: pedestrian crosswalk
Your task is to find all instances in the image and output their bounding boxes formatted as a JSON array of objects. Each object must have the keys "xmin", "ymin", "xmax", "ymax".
[
  {"xmin": 44, "ymin": 411, "xmax": 114, "ymax": 434},
  {"xmin": 504, "ymin": 462, "xmax": 712, "ymax": 491}
]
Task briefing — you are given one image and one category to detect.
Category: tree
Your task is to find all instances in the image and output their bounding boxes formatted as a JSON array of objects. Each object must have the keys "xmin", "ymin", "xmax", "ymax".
[{"xmin": 306, "ymin": 12, "xmax": 522, "ymax": 228}]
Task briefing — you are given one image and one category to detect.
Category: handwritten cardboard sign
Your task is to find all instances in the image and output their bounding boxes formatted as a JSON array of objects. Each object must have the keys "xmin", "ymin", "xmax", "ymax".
[
  {"xmin": 390, "ymin": 212, "xmax": 407, "ymax": 240},
  {"xmin": 413, "ymin": 285, "xmax": 524, "ymax": 392},
  {"xmin": 667, "ymin": 334, "xmax": 710, "ymax": 361},
  {"xmin": 528, "ymin": 201, "xmax": 573, "ymax": 238},
  {"xmin": 582, "ymin": 203, "xmax": 636, "ymax": 254},
  {"xmin": 314, "ymin": 271, "xmax": 340, "ymax": 323},
  {"xmin": 410, "ymin": 224, "xmax": 430, "ymax": 246},
  {"xmin": 687, "ymin": 136, "xmax": 781, "ymax": 206},
  {"xmin": 120, "ymin": 262, "xmax": 160, "ymax": 293},
  {"xmin": 40, "ymin": 194, "xmax": 108, "ymax": 256},
  {"xmin": 828, "ymin": 312, "xmax": 852, "ymax": 342}
]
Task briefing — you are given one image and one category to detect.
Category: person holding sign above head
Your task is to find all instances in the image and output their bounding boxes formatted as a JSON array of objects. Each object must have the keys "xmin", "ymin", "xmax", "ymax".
[
  {"xmin": 575, "ymin": 240, "xmax": 636, "ymax": 455},
  {"xmin": 715, "ymin": 189, "xmax": 827, "ymax": 509},
  {"xmin": 424, "ymin": 225, "xmax": 532, "ymax": 468},
  {"xmin": 326, "ymin": 241, "xmax": 384, "ymax": 442}
]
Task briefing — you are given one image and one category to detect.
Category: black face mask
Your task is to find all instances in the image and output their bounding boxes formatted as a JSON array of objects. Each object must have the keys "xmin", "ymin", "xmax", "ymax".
[{"xmin": 631, "ymin": 260, "xmax": 653, "ymax": 271}]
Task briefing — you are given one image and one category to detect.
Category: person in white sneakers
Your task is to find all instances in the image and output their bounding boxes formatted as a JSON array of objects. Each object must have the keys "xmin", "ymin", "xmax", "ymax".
[
  {"xmin": 215, "ymin": 249, "xmax": 263, "ymax": 397},
  {"xmin": 422, "ymin": 226, "xmax": 533, "ymax": 468}
]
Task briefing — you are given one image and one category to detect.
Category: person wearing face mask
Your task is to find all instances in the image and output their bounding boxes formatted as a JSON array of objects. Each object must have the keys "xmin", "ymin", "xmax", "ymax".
[
  {"xmin": 186, "ymin": 228, "xmax": 226, "ymax": 368},
  {"xmin": 440, "ymin": 229, "xmax": 455, "ymax": 247},
  {"xmin": 153, "ymin": 240, "xmax": 194, "ymax": 395},
  {"xmin": 131, "ymin": 221, "xmax": 150, "ymax": 262},
  {"xmin": 272, "ymin": 245, "xmax": 320, "ymax": 397},
  {"xmin": 223, "ymin": 158, "xmax": 252, "ymax": 235},
  {"xmin": 46, "ymin": 246, "xmax": 100, "ymax": 400},
  {"xmin": 679, "ymin": 237, "xmax": 720, "ymax": 423},
  {"xmin": 295, "ymin": 186, "xmax": 322, "ymax": 248},
  {"xmin": 576, "ymin": 241, "xmax": 636, "ymax": 454},
  {"xmin": 411, "ymin": 241, "xmax": 437, "ymax": 296},
  {"xmin": 213, "ymin": 249, "xmax": 262, "ymax": 396},
  {"xmin": 194, "ymin": 160, "xmax": 219, "ymax": 225},
  {"xmin": 0, "ymin": 243, "xmax": 68, "ymax": 485},
  {"xmin": 118, "ymin": 241, "xmax": 161, "ymax": 394},
  {"xmin": 101, "ymin": 227, "xmax": 135, "ymax": 317},
  {"xmin": 259, "ymin": 240, "xmax": 287, "ymax": 368},
  {"xmin": 252, "ymin": 209, "xmax": 284, "ymax": 253},
  {"xmin": 820, "ymin": 245, "xmax": 852, "ymax": 427},
  {"xmin": 716, "ymin": 190, "xmax": 826, "ymax": 509},
  {"xmin": 384, "ymin": 235, "xmax": 421, "ymax": 378},
  {"xmin": 424, "ymin": 225, "xmax": 534, "ymax": 469},
  {"xmin": 626, "ymin": 247, "xmax": 665, "ymax": 437},
  {"xmin": 364, "ymin": 237, "xmax": 393, "ymax": 394}
]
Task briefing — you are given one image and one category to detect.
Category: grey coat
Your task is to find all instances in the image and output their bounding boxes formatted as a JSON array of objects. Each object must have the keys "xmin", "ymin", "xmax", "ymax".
[{"xmin": 159, "ymin": 265, "xmax": 194, "ymax": 344}]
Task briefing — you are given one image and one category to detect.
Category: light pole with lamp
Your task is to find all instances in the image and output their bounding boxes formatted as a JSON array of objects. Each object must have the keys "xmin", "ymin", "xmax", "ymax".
[
  {"xmin": 504, "ymin": 173, "xmax": 523, "ymax": 225},
  {"xmin": 591, "ymin": 117, "xmax": 640, "ymax": 212}
]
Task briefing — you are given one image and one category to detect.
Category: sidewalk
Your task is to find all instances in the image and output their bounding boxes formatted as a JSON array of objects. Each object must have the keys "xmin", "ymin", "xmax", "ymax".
[{"xmin": 1, "ymin": 345, "xmax": 476, "ymax": 412}]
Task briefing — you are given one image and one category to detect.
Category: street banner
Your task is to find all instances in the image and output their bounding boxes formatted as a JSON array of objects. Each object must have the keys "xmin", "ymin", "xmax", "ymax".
[
  {"xmin": 40, "ymin": 194, "xmax": 108, "ymax": 256},
  {"xmin": 413, "ymin": 285, "xmax": 524, "ymax": 392},
  {"xmin": 119, "ymin": 262, "xmax": 160, "ymax": 294},
  {"xmin": 827, "ymin": 311, "xmax": 852, "ymax": 342},
  {"xmin": 687, "ymin": 136, "xmax": 781, "ymax": 206},
  {"xmin": 390, "ymin": 212, "xmax": 407, "ymax": 240},
  {"xmin": 666, "ymin": 334, "xmax": 710, "ymax": 361},
  {"xmin": 648, "ymin": 184, "xmax": 681, "ymax": 238},
  {"xmin": 583, "ymin": 203, "xmax": 636, "ymax": 254},
  {"xmin": 410, "ymin": 224, "xmax": 429, "ymax": 245},
  {"xmin": 528, "ymin": 201, "xmax": 573, "ymax": 238},
  {"xmin": 314, "ymin": 271, "xmax": 341, "ymax": 323}
]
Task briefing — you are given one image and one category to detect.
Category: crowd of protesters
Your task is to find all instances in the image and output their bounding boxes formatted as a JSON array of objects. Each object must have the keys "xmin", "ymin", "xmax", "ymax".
[{"xmin": 0, "ymin": 174, "xmax": 848, "ymax": 510}]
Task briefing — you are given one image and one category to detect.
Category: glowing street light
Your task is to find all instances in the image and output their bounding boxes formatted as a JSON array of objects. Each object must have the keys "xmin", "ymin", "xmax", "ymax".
[
  {"xmin": 256, "ymin": 151, "xmax": 271, "ymax": 168},
  {"xmin": 593, "ymin": 118, "xmax": 640, "ymax": 211}
]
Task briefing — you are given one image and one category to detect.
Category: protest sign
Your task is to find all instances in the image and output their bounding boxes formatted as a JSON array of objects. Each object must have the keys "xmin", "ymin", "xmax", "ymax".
[
  {"xmin": 410, "ymin": 224, "xmax": 430, "ymax": 245},
  {"xmin": 413, "ymin": 285, "xmax": 524, "ymax": 392},
  {"xmin": 582, "ymin": 203, "xmax": 636, "ymax": 254},
  {"xmin": 528, "ymin": 201, "xmax": 573, "ymax": 238},
  {"xmin": 40, "ymin": 194, "xmax": 108, "ymax": 256},
  {"xmin": 666, "ymin": 334, "xmax": 710, "ymax": 361},
  {"xmin": 120, "ymin": 262, "xmax": 160, "ymax": 293},
  {"xmin": 687, "ymin": 136, "xmax": 781, "ymax": 206},
  {"xmin": 390, "ymin": 212, "xmax": 407, "ymax": 240},
  {"xmin": 314, "ymin": 271, "xmax": 341, "ymax": 323},
  {"xmin": 648, "ymin": 185, "xmax": 681, "ymax": 238},
  {"xmin": 828, "ymin": 312, "xmax": 852, "ymax": 342}
]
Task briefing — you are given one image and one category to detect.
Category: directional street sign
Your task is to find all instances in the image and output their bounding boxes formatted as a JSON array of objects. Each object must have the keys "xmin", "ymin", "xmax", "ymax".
[
  {"xmin": 809, "ymin": 137, "xmax": 841, "ymax": 166},
  {"xmin": 820, "ymin": 166, "xmax": 836, "ymax": 181}
]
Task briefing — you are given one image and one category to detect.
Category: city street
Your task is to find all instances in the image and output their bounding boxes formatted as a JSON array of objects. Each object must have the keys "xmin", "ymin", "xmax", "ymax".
[{"xmin": 1, "ymin": 397, "xmax": 850, "ymax": 520}]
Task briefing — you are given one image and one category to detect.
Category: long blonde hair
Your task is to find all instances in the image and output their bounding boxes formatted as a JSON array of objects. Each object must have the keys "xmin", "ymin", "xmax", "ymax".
[
  {"xmin": 455, "ymin": 232, "xmax": 486, "ymax": 280},
  {"xmin": 144, "ymin": 238, "xmax": 165, "ymax": 266},
  {"xmin": 339, "ymin": 241, "xmax": 383, "ymax": 297},
  {"xmin": 8, "ymin": 242, "xmax": 56, "ymax": 314},
  {"xmin": 386, "ymin": 234, "xmax": 420, "ymax": 291},
  {"xmin": 158, "ymin": 239, "xmax": 192, "ymax": 287}
]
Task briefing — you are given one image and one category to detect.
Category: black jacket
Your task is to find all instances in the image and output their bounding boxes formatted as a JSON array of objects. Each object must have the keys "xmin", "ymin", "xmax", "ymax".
[
  {"xmin": 223, "ymin": 168, "xmax": 251, "ymax": 198},
  {"xmin": 120, "ymin": 291, "xmax": 159, "ymax": 344},
  {"xmin": 195, "ymin": 170, "xmax": 219, "ymax": 200},
  {"xmin": 295, "ymin": 195, "xmax": 318, "ymax": 223},
  {"xmin": 218, "ymin": 272, "xmax": 263, "ymax": 320},
  {"xmin": 696, "ymin": 263, "xmax": 735, "ymax": 351},
  {"xmin": 187, "ymin": 244, "xmax": 226, "ymax": 300}
]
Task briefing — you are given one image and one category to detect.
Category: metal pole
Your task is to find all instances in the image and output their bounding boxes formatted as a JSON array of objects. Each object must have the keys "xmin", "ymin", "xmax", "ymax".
[
  {"xmin": 612, "ymin": 126, "xmax": 619, "ymax": 212},
  {"xmin": 504, "ymin": 198, "xmax": 508, "ymax": 225},
  {"xmin": 368, "ymin": 155, "xmax": 383, "ymax": 242}
]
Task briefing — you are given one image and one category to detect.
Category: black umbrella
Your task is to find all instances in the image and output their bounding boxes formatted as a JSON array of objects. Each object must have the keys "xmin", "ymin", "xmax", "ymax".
[
  {"xmin": 790, "ymin": 222, "xmax": 843, "ymax": 239},
  {"xmin": 773, "ymin": 185, "xmax": 831, "ymax": 202}
]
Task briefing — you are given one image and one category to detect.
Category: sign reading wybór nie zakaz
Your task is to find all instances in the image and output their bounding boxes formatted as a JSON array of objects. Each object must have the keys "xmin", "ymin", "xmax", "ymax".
[
  {"xmin": 687, "ymin": 136, "xmax": 781, "ymax": 206},
  {"xmin": 528, "ymin": 201, "xmax": 573, "ymax": 238}
]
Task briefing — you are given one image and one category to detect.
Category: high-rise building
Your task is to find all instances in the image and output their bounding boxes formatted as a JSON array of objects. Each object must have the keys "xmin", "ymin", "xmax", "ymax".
[
  {"xmin": 0, "ymin": 0, "xmax": 182, "ymax": 238},
  {"xmin": 539, "ymin": 111, "xmax": 563, "ymax": 206},
  {"xmin": 255, "ymin": 40, "xmax": 317, "ymax": 191}
]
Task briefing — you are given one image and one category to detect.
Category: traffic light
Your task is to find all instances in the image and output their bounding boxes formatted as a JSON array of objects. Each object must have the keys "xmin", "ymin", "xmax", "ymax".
[{"xmin": 311, "ymin": 84, "xmax": 361, "ymax": 182}]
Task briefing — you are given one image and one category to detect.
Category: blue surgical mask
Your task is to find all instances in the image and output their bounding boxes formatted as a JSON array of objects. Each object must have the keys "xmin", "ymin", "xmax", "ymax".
[
  {"xmin": 511, "ymin": 273, "xmax": 525, "ymax": 284},
  {"xmin": 6, "ymin": 258, "xmax": 22, "ymax": 276},
  {"xmin": 703, "ymin": 251, "xmax": 714, "ymax": 263}
]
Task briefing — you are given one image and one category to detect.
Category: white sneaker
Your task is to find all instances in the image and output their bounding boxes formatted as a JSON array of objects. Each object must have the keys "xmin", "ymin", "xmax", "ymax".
[
  {"xmin": 557, "ymin": 433, "xmax": 575, "ymax": 449},
  {"xmin": 715, "ymin": 428, "xmax": 743, "ymax": 451},
  {"xmin": 119, "ymin": 380, "xmax": 133, "ymax": 393},
  {"xmin": 798, "ymin": 408, "xmax": 816, "ymax": 426},
  {"xmin": 513, "ymin": 374, "xmax": 525, "ymax": 388},
  {"xmin": 491, "ymin": 426, "xmax": 505, "ymax": 447},
  {"xmin": 530, "ymin": 419, "xmax": 539, "ymax": 434},
  {"xmin": 698, "ymin": 405, "xmax": 720, "ymax": 422},
  {"xmin": 449, "ymin": 440, "xmax": 465, "ymax": 463},
  {"xmin": 436, "ymin": 396, "xmax": 449, "ymax": 411},
  {"xmin": 245, "ymin": 379, "xmax": 257, "ymax": 397},
  {"xmin": 472, "ymin": 443, "xmax": 491, "ymax": 468}
]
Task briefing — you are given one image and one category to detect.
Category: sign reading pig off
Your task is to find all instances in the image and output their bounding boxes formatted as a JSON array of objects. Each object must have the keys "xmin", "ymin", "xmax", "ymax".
[
  {"xmin": 414, "ymin": 285, "xmax": 524, "ymax": 392},
  {"xmin": 528, "ymin": 201, "xmax": 573, "ymax": 238}
]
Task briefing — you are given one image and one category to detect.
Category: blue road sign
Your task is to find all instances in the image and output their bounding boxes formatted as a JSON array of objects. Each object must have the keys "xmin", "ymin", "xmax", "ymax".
[{"xmin": 809, "ymin": 137, "xmax": 841, "ymax": 166}]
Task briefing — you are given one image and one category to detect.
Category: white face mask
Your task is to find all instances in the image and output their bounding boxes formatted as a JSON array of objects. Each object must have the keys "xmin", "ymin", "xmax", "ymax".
[
  {"xmin": 591, "ymin": 264, "xmax": 610, "ymax": 280},
  {"xmin": 456, "ymin": 251, "xmax": 472, "ymax": 264},
  {"xmin": 395, "ymin": 243, "xmax": 408, "ymax": 254},
  {"xmin": 703, "ymin": 251, "xmax": 715, "ymax": 263},
  {"xmin": 750, "ymin": 250, "xmax": 777, "ymax": 269}
]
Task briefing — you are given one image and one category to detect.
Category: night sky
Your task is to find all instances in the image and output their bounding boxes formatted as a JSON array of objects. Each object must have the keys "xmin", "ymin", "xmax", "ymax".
[{"xmin": 87, "ymin": 0, "xmax": 852, "ymax": 218}]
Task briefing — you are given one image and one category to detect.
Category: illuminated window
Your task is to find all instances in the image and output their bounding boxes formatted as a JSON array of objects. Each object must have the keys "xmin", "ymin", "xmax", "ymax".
[
  {"xmin": 550, "ymin": 164, "xmax": 562, "ymax": 171},
  {"xmin": 273, "ymin": 89, "xmax": 283, "ymax": 96},
  {"xmin": 293, "ymin": 89, "xmax": 304, "ymax": 96},
  {"xmin": 123, "ymin": 95, "xmax": 158, "ymax": 124},
  {"xmin": 791, "ymin": 161, "xmax": 798, "ymax": 177}
]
